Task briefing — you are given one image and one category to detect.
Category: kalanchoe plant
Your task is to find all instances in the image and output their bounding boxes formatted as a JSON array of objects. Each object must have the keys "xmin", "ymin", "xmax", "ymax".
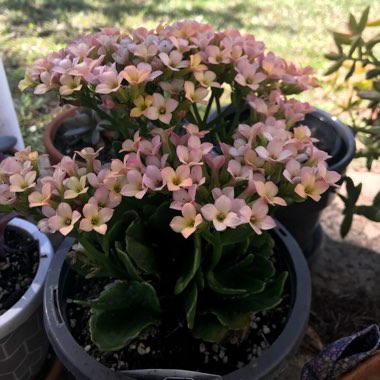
[
  {"xmin": 324, "ymin": 7, "xmax": 380, "ymax": 235},
  {"xmin": 6, "ymin": 20, "xmax": 340, "ymax": 352}
]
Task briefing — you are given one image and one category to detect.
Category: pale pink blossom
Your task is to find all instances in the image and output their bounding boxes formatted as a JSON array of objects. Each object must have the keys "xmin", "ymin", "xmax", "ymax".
[
  {"xmin": 240, "ymin": 200, "xmax": 276, "ymax": 235},
  {"xmin": 170, "ymin": 186, "xmax": 197, "ymax": 210},
  {"xmin": 317, "ymin": 163, "xmax": 340, "ymax": 187},
  {"xmin": 170, "ymin": 203, "xmax": 203, "ymax": 238},
  {"xmin": 120, "ymin": 170, "xmax": 147, "ymax": 199},
  {"xmin": 59, "ymin": 75, "xmax": 82, "ymax": 96},
  {"xmin": 294, "ymin": 172, "xmax": 329, "ymax": 202},
  {"xmin": 194, "ymin": 70, "xmax": 220, "ymax": 88},
  {"xmin": 255, "ymin": 181, "xmax": 287, "ymax": 206},
  {"xmin": 79, "ymin": 204, "xmax": 114, "ymax": 234},
  {"xmin": 120, "ymin": 63, "xmax": 162, "ymax": 85},
  {"xmin": 9, "ymin": 171, "xmax": 36, "ymax": 193},
  {"xmin": 159, "ymin": 51, "xmax": 189, "ymax": 71},
  {"xmin": 145, "ymin": 93, "xmax": 178, "ymax": 124},
  {"xmin": 63, "ymin": 176, "xmax": 88, "ymax": 199},
  {"xmin": 130, "ymin": 95, "xmax": 153, "ymax": 118},
  {"xmin": 143, "ymin": 165, "xmax": 165, "ymax": 190},
  {"xmin": 255, "ymin": 139, "xmax": 293, "ymax": 163},
  {"xmin": 201, "ymin": 195, "xmax": 241, "ymax": 231},
  {"xmin": 184, "ymin": 81, "xmax": 208, "ymax": 105},
  {"xmin": 235, "ymin": 60, "xmax": 266, "ymax": 90},
  {"xmin": 161, "ymin": 165, "xmax": 192, "ymax": 191},
  {"xmin": 28, "ymin": 183, "xmax": 52, "ymax": 207},
  {"xmin": 48, "ymin": 203, "xmax": 81, "ymax": 235}
]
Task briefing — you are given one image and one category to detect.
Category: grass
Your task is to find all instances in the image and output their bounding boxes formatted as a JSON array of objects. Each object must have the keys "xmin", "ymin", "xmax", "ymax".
[{"xmin": 0, "ymin": 0, "xmax": 378, "ymax": 151}]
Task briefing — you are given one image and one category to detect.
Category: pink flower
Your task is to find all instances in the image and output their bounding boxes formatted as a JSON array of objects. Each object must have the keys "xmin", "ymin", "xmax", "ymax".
[
  {"xmin": 28, "ymin": 183, "xmax": 52, "ymax": 207},
  {"xmin": 184, "ymin": 81, "xmax": 208, "ymax": 105},
  {"xmin": 145, "ymin": 93, "xmax": 178, "ymax": 124},
  {"xmin": 294, "ymin": 172, "xmax": 329, "ymax": 202},
  {"xmin": 130, "ymin": 95, "xmax": 153, "ymax": 118},
  {"xmin": 240, "ymin": 200, "xmax": 276, "ymax": 234},
  {"xmin": 161, "ymin": 165, "xmax": 192, "ymax": 191},
  {"xmin": 170, "ymin": 203, "xmax": 203, "ymax": 238},
  {"xmin": 143, "ymin": 165, "xmax": 165, "ymax": 191},
  {"xmin": 159, "ymin": 50, "xmax": 189, "ymax": 71},
  {"xmin": 95, "ymin": 67, "xmax": 122, "ymax": 94},
  {"xmin": 63, "ymin": 176, "xmax": 89, "ymax": 199},
  {"xmin": 235, "ymin": 60, "xmax": 266, "ymax": 90},
  {"xmin": 170, "ymin": 186, "xmax": 197, "ymax": 210},
  {"xmin": 48, "ymin": 203, "xmax": 81, "ymax": 236},
  {"xmin": 194, "ymin": 70, "xmax": 220, "ymax": 88},
  {"xmin": 255, "ymin": 181, "xmax": 287, "ymax": 206},
  {"xmin": 201, "ymin": 195, "xmax": 241, "ymax": 231},
  {"xmin": 79, "ymin": 204, "xmax": 114, "ymax": 235},
  {"xmin": 120, "ymin": 170, "xmax": 147, "ymax": 199},
  {"xmin": 9, "ymin": 171, "xmax": 36, "ymax": 193},
  {"xmin": 255, "ymin": 139, "xmax": 293, "ymax": 163},
  {"xmin": 120, "ymin": 63, "xmax": 162, "ymax": 85},
  {"xmin": 59, "ymin": 75, "xmax": 82, "ymax": 96}
]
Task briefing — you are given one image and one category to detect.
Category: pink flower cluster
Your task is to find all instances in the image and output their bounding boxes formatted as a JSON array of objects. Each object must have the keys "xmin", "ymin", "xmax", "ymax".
[
  {"xmin": 0, "ymin": 114, "xmax": 339, "ymax": 239},
  {"xmin": 20, "ymin": 20, "xmax": 319, "ymax": 131}
]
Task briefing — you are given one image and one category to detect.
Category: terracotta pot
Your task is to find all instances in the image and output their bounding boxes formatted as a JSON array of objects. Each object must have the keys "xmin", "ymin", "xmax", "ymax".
[
  {"xmin": 43, "ymin": 107, "xmax": 77, "ymax": 165},
  {"xmin": 340, "ymin": 351, "xmax": 380, "ymax": 380}
]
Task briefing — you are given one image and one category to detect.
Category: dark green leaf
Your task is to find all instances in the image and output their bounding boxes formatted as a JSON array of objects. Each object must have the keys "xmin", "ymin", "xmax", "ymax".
[
  {"xmin": 340, "ymin": 212, "xmax": 353, "ymax": 238},
  {"xmin": 354, "ymin": 205, "xmax": 380, "ymax": 222},
  {"xmin": 373, "ymin": 191, "xmax": 380, "ymax": 206},
  {"xmin": 210, "ymin": 308, "xmax": 252, "ymax": 330},
  {"xmin": 115, "ymin": 242, "xmax": 143, "ymax": 281},
  {"xmin": 332, "ymin": 31, "xmax": 352, "ymax": 46},
  {"xmin": 348, "ymin": 36, "xmax": 362, "ymax": 59},
  {"xmin": 192, "ymin": 314, "xmax": 228, "ymax": 342},
  {"xmin": 324, "ymin": 52, "xmax": 343, "ymax": 61},
  {"xmin": 373, "ymin": 81, "xmax": 380, "ymax": 93},
  {"xmin": 174, "ymin": 234, "xmax": 202, "ymax": 294},
  {"xmin": 182, "ymin": 281, "xmax": 198, "ymax": 329},
  {"xmin": 221, "ymin": 272, "xmax": 288, "ymax": 313},
  {"xmin": 367, "ymin": 35, "xmax": 380, "ymax": 50},
  {"xmin": 349, "ymin": 13, "xmax": 358, "ymax": 33},
  {"xmin": 125, "ymin": 224, "xmax": 159, "ymax": 275},
  {"xmin": 219, "ymin": 225, "xmax": 251, "ymax": 246},
  {"xmin": 206, "ymin": 271, "xmax": 249, "ymax": 295},
  {"xmin": 324, "ymin": 59, "xmax": 345, "ymax": 76},
  {"xmin": 89, "ymin": 281, "xmax": 160, "ymax": 351},
  {"xmin": 345, "ymin": 61, "xmax": 357, "ymax": 81},
  {"xmin": 103, "ymin": 210, "xmax": 138, "ymax": 254},
  {"xmin": 357, "ymin": 90, "xmax": 380, "ymax": 101},
  {"xmin": 366, "ymin": 69, "xmax": 380, "ymax": 79},
  {"xmin": 357, "ymin": 7, "xmax": 370, "ymax": 33}
]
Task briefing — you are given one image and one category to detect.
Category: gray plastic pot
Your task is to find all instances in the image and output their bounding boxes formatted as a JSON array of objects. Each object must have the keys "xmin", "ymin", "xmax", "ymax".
[
  {"xmin": 44, "ymin": 222, "xmax": 311, "ymax": 380},
  {"xmin": 0, "ymin": 218, "xmax": 54, "ymax": 380}
]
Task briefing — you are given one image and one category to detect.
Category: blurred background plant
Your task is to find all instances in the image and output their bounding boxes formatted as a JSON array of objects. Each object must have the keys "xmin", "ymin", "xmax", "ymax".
[{"xmin": 323, "ymin": 6, "xmax": 380, "ymax": 236}]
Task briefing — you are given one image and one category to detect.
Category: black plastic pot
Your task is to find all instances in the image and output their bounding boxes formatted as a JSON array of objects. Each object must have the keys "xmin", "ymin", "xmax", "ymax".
[
  {"xmin": 44, "ymin": 223, "xmax": 311, "ymax": 380},
  {"xmin": 274, "ymin": 109, "xmax": 356, "ymax": 259}
]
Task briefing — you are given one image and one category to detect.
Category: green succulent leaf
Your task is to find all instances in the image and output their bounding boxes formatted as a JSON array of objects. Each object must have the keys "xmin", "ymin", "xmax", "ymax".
[
  {"xmin": 125, "ymin": 222, "xmax": 159, "ymax": 275},
  {"xmin": 192, "ymin": 314, "xmax": 228, "ymax": 342},
  {"xmin": 88, "ymin": 281, "xmax": 160, "ymax": 351},
  {"xmin": 103, "ymin": 210, "xmax": 138, "ymax": 254},
  {"xmin": 210, "ymin": 308, "xmax": 252, "ymax": 330},
  {"xmin": 332, "ymin": 31, "xmax": 352, "ymax": 46},
  {"xmin": 366, "ymin": 69, "xmax": 380, "ymax": 80},
  {"xmin": 324, "ymin": 52, "xmax": 343, "ymax": 61},
  {"xmin": 182, "ymin": 281, "xmax": 198, "ymax": 329},
  {"xmin": 174, "ymin": 234, "xmax": 202, "ymax": 295},
  {"xmin": 219, "ymin": 225, "xmax": 252, "ymax": 246},
  {"xmin": 219, "ymin": 272, "xmax": 288, "ymax": 313},
  {"xmin": 349, "ymin": 13, "xmax": 358, "ymax": 33},
  {"xmin": 115, "ymin": 242, "xmax": 143, "ymax": 282},
  {"xmin": 367, "ymin": 35, "xmax": 380, "ymax": 50}
]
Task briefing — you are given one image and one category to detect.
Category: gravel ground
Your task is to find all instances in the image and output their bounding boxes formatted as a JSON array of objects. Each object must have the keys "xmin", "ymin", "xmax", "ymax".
[{"xmin": 281, "ymin": 165, "xmax": 380, "ymax": 379}]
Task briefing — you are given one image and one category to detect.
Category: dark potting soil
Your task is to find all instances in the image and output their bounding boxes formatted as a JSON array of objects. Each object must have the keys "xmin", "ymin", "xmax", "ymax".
[
  {"xmin": 0, "ymin": 226, "xmax": 39, "ymax": 315},
  {"xmin": 66, "ymin": 264, "xmax": 291, "ymax": 375}
]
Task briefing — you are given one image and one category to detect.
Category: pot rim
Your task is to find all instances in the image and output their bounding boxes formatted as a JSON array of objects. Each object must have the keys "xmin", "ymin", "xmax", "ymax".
[
  {"xmin": 44, "ymin": 222, "xmax": 311, "ymax": 380},
  {"xmin": 0, "ymin": 217, "xmax": 54, "ymax": 339}
]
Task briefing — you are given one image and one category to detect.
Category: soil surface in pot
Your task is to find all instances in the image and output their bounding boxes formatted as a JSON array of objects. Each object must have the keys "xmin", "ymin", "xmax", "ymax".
[
  {"xmin": 0, "ymin": 226, "xmax": 39, "ymax": 315},
  {"xmin": 66, "ymin": 253, "xmax": 291, "ymax": 375}
]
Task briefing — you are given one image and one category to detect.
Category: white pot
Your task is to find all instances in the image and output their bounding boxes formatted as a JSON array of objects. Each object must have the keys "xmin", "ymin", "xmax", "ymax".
[{"xmin": 0, "ymin": 218, "xmax": 54, "ymax": 380}]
